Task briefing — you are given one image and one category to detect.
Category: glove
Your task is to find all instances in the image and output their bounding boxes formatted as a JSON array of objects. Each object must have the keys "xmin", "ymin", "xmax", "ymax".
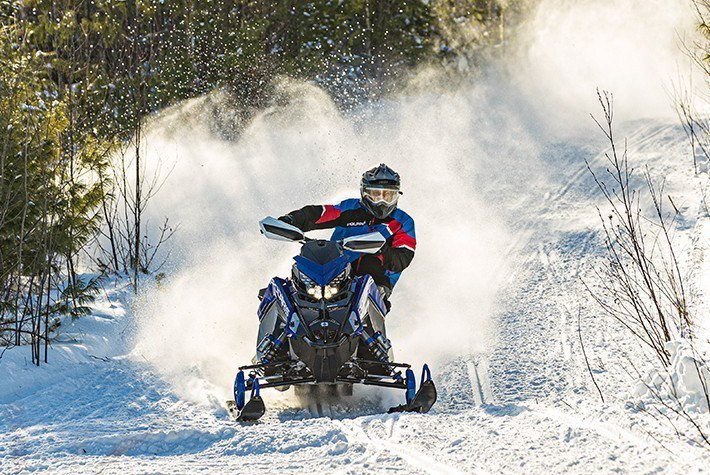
[
  {"xmin": 378, "ymin": 240, "xmax": 392, "ymax": 265},
  {"xmin": 278, "ymin": 215, "xmax": 294, "ymax": 225}
]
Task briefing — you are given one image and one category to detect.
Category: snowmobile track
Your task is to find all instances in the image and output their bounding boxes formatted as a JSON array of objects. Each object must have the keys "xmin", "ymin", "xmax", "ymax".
[
  {"xmin": 466, "ymin": 357, "xmax": 494, "ymax": 406},
  {"xmin": 333, "ymin": 417, "xmax": 484, "ymax": 475}
]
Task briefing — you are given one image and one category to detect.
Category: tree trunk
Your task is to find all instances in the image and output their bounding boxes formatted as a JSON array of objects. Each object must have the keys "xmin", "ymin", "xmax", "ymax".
[{"xmin": 134, "ymin": 120, "xmax": 141, "ymax": 293}]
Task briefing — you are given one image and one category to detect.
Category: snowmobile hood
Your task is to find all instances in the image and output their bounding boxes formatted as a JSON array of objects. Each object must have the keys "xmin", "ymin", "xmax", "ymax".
[
  {"xmin": 293, "ymin": 254, "xmax": 350, "ymax": 286},
  {"xmin": 299, "ymin": 240, "xmax": 341, "ymax": 264}
]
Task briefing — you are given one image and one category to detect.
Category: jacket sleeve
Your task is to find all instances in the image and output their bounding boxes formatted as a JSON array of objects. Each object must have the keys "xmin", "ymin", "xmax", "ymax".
[
  {"xmin": 381, "ymin": 245, "xmax": 415, "ymax": 273},
  {"xmin": 381, "ymin": 218, "xmax": 416, "ymax": 273},
  {"xmin": 281, "ymin": 204, "xmax": 343, "ymax": 232}
]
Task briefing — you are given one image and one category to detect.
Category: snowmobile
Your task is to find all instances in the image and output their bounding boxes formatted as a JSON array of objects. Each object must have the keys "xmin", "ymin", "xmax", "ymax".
[{"xmin": 228, "ymin": 217, "xmax": 437, "ymax": 421}]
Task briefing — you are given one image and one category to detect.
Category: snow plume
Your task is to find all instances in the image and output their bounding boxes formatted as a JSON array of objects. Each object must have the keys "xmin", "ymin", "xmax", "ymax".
[
  {"xmin": 130, "ymin": 0, "xmax": 700, "ymax": 407},
  {"xmin": 129, "ymin": 77, "xmax": 539, "ymax": 406},
  {"xmin": 130, "ymin": 83, "xmax": 361, "ymax": 406},
  {"xmin": 515, "ymin": 0, "xmax": 699, "ymax": 130}
]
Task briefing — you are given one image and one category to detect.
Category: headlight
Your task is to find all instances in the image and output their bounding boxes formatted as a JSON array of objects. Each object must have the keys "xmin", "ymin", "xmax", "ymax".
[
  {"xmin": 323, "ymin": 284, "xmax": 338, "ymax": 299},
  {"xmin": 294, "ymin": 268, "xmax": 324, "ymax": 300},
  {"xmin": 293, "ymin": 265, "xmax": 350, "ymax": 301},
  {"xmin": 323, "ymin": 266, "xmax": 350, "ymax": 300},
  {"xmin": 307, "ymin": 285, "xmax": 323, "ymax": 299}
]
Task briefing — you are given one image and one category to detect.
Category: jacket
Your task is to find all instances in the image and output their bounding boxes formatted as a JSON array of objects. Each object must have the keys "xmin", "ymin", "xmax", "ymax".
[{"xmin": 283, "ymin": 198, "xmax": 416, "ymax": 289}]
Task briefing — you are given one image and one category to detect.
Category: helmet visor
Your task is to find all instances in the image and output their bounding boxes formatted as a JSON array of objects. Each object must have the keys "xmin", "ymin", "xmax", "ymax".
[{"xmin": 363, "ymin": 186, "xmax": 399, "ymax": 206}]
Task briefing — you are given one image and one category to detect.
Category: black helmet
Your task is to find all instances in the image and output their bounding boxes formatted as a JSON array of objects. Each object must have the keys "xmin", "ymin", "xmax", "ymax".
[{"xmin": 360, "ymin": 163, "xmax": 401, "ymax": 219}]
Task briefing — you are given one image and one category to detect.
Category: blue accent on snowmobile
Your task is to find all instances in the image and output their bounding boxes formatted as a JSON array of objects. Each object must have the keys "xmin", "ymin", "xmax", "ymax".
[
  {"xmin": 350, "ymin": 306, "xmax": 364, "ymax": 337},
  {"xmin": 293, "ymin": 254, "xmax": 351, "ymax": 286},
  {"xmin": 421, "ymin": 364, "xmax": 432, "ymax": 383},
  {"xmin": 367, "ymin": 281, "xmax": 387, "ymax": 315},
  {"xmin": 268, "ymin": 334, "xmax": 282, "ymax": 347},
  {"xmin": 262, "ymin": 278, "xmax": 299, "ymax": 338},
  {"xmin": 235, "ymin": 371, "xmax": 246, "ymax": 410},
  {"xmin": 258, "ymin": 278, "xmax": 295, "ymax": 319},
  {"xmin": 351, "ymin": 274, "xmax": 386, "ymax": 316},
  {"xmin": 251, "ymin": 378, "xmax": 260, "ymax": 398},
  {"xmin": 256, "ymin": 284, "xmax": 276, "ymax": 320},
  {"xmin": 405, "ymin": 368, "xmax": 416, "ymax": 404},
  {"xmin": 257, "ymin": 278, "xmax": 294, "ymax": 322}
]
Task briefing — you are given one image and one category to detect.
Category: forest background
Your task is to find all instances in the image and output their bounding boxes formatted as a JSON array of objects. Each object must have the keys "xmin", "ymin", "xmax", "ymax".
[{"xmin": 0, "ymin": 0, "xmax": 523, "ymax": 363}]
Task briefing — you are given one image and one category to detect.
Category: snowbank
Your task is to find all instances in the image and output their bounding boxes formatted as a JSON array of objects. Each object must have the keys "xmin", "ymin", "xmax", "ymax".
[{"xmin": 633, "ymin": 340, "xmax": 710, "ymax": 414}]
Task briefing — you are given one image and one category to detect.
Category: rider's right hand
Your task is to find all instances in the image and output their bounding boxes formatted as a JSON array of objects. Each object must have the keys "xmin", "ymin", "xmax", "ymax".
[{"xmin": 278, "ymin": 215, "xmax": 294, "ymax": 225}]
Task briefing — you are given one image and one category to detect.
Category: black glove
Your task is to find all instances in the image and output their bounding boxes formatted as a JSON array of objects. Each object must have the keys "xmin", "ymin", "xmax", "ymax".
[
  {"xmin": 378, "ymin": 240, "xmax": 392, "ymax": 265},
  {"xmin": 278, "ymin": 215, "xmax": 294, "ymax": 225}
]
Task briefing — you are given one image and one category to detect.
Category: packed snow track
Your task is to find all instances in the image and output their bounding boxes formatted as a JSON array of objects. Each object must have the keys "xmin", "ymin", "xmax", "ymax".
[{"xmin": 2, "ymin": 120, "xmax": 709, "ymax": 473}]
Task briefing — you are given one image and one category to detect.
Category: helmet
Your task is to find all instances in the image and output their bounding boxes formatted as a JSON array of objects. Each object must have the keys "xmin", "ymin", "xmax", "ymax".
[{"xmin": 360, "ymin": 163, "xmax": 401, "ymax": 219}]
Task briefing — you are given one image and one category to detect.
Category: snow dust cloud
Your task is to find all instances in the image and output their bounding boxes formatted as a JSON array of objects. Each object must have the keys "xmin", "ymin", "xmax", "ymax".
[
  {"xmin": 130, "ymin": 80, "xmax": 522, "ymax": 406},
  {"xmin": 130, "ymin": 0, "xmax": 700, "ymax": 407},
  {"xmin": 517, "ymin": 0, "xmax": 699, "ymax": 133}
]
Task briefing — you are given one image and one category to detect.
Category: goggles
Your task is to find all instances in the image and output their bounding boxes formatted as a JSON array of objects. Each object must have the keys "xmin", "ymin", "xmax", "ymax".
[{"xmin": 363, "ymin": 186, "xmax": 400, "ymax": 206}]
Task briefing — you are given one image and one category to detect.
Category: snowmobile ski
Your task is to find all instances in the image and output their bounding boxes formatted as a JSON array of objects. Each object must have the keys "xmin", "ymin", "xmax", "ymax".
[
  {"xmin": 388, "ymin": 364, "xmax": 437, "ymax": 414},
  {"xmin": 230, "ymin": 373, "xmax": 267, "ymax": 422},
  {"xmin": 235, "ymin": 395, "xmax": 266, "ymax": 422}
]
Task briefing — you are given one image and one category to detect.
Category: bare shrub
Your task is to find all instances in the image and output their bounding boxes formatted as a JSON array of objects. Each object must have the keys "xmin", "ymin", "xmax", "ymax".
[
  {"xmin": 92, "ymin": 125, "xmax": 177, "ymax": 291},
  {"xmin": 585, "ymin": 90, "xmax": 710, "ymax": 446}
]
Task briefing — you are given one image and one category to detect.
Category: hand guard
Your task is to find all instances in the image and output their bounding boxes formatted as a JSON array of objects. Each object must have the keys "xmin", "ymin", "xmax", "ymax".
[{"xmin": 278, "ymin": 215, "xmax": 294, "ymax": 225}]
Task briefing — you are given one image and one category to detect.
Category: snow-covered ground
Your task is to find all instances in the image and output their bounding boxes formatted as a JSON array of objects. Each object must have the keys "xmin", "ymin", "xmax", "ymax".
[
  {"xmin": 3, "ymin": 1, "xmax": 710, "ymax": 472},
  {"xmin": 1, "ymin": 116, "xmax": 709, "ymax": 474}
]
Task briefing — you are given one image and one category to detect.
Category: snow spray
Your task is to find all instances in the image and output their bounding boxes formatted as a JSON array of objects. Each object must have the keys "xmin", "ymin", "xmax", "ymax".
[
  {"xmin": 129, "ymin": 79, "xmax": 520, "ymax": 407},
  {"xmin": 130, "ymin": 0, "xmax": 698, "ymax": 407}
]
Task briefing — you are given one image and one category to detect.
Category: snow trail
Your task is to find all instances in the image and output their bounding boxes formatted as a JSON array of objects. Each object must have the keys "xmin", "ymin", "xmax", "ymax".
[
  {"xmin": 334, "ymin": 417, "xmax": 479, "ymax": 475},
  {"xmin": 2, "ymin": 1, "xmax": 709, "ymax": 473},
  {"xmin": 128, "ymin": 0, "xmax": 700, "ymax": 408}
]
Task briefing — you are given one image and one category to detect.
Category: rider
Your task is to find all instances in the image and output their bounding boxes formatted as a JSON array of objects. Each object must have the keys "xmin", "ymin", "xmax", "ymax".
[{"xmin": 279, "ymin": 163, "xmax": 416, "ymax": 311}]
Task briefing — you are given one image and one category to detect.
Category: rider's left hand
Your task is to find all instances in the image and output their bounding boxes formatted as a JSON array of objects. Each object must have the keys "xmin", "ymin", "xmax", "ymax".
[{"xmin": 377, "ymin": 240, "xmax": 392, "ymax": 264}]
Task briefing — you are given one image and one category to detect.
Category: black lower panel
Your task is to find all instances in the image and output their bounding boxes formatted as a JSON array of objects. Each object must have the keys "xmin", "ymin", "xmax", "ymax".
[{"xmin": 291, "ymin": 338, "xmax": 358, "ymax": 383}]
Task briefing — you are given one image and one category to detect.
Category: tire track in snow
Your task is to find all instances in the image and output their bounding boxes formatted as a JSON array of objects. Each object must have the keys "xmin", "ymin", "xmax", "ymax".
[
  {"xmin": 333, "ymin": 416, "xmax": 483, "ymax": 475},
  {"xmin": 466, "ymin": 356, "xmax": 494, "ymax": 406},
  {"xmin": 487, "ymin": 134, "xmax": 615, "ymax": 404},
  {"xmin": 528, "ymin": 403, "xmax": 651, "ymax": 448}
]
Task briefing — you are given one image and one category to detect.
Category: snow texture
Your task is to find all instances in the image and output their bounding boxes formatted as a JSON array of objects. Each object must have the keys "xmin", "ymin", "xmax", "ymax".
[
  {"xmin": 2, "ymin": 118, "xmax": 709, "ymax": 474},
  {"xmin": 2, "ymin": 0, "xmax": 710, "ymax": 473}
]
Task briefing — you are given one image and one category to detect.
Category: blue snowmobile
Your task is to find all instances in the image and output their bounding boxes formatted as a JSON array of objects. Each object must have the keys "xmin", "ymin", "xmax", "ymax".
[{"xmin": 230, "ymin": 217, "xmax": 437, "ymax": 421}]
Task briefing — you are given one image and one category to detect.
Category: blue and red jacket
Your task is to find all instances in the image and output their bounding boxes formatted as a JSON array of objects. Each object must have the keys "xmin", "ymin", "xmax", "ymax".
[{"xmin": 283, "ymin": 198, "xmax": 416, "ymax": 289}]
